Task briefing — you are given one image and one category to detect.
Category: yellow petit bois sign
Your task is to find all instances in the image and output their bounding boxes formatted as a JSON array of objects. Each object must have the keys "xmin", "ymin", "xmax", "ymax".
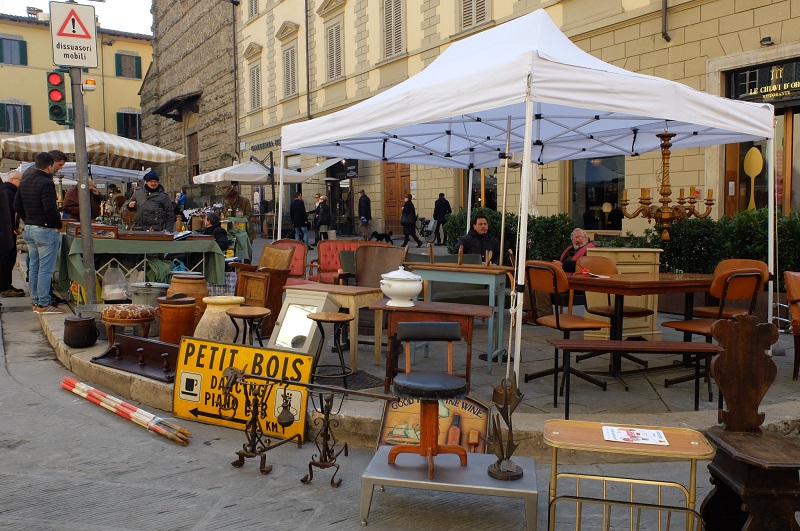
[{"xmin": 173, "ymin": 337, "xmax": 312, "ymax": 442}]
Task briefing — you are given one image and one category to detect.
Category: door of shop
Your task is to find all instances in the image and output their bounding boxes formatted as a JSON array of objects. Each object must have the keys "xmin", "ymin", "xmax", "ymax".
[{"xmin": 384, "ymin": 162, "xmax": 410, "ymax": 233}]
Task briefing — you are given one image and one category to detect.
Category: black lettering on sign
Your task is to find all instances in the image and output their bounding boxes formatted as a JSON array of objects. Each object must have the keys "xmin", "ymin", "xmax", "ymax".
[
  {"xmin": 290, "ymin": 357, "xmax": 305, "ymax": 381},
  {"xmin": 262, "ymin": 420, "xmax": 278, "ymax": 433},
  {"xmin": 266, "ymin": 355, "xmax": 279, "ymax": 377},
  {"xmin": 251, "ymin": 352, "xmax": 264, "ymax": 376},
  {"xmin": 196, "ymin": 343, "xmax": 207, "ymax": 368},
  {"xmin": 182, "ymin": 341, "xmax": 196, "ymax": 366}
]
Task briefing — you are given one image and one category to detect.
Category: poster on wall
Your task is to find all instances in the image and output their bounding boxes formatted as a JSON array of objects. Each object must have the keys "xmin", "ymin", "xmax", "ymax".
[{"xmin": 377, "ymin": 396, "xmax": 490, "ymax": 454}]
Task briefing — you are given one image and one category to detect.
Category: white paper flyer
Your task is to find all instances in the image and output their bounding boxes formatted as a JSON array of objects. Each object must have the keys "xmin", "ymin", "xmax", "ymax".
[{"xmin": 602, "ymin": 426, "xmax": 669, "ymax": 445}]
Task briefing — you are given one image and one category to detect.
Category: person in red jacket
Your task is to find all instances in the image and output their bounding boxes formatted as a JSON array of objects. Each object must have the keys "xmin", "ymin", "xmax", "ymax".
[{"xmin": 61, "ymin": 178, "xmax": 102, "ymax": 221}]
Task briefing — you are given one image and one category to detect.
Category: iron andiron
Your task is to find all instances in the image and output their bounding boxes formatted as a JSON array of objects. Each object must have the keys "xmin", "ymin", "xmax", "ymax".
[{"xmin": 220, "ymin": 367, "xmax": 397, "ymax": 485}]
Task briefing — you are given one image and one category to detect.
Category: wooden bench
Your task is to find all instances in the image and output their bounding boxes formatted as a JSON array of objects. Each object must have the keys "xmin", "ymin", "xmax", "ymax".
[{"xmin": 547, "ymin": 339, "xmax": 724, "ymax": 419}]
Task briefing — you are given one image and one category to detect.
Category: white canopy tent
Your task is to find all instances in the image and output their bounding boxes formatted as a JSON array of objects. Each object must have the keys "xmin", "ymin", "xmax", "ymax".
[
  {"xmin": 279, "ymin": 9, "xmax": 775, "ymax": 380},
  {"xmin": 19, "ymin": 161, "xmax": 149, "ymax": 184},
  {"xmin": 192, "ymin": 157, "xmax": 341, "ymax": 185}
]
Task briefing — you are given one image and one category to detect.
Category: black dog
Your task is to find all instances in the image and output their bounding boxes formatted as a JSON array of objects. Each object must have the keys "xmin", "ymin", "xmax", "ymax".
[{"xmin": 370, "ymin": 231, "xmax": 394, "ymax": 244}]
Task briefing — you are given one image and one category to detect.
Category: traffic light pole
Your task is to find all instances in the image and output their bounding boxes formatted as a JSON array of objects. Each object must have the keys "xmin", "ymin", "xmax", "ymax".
[{"xmin": 69, "ymin": 67, "xmax": 98, "ymax": 303}]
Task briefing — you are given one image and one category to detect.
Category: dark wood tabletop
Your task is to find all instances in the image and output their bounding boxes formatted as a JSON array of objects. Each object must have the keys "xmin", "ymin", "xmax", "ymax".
[{"xmin": 568, "ymin": 272, "xmax": 713, "ymax": 296}]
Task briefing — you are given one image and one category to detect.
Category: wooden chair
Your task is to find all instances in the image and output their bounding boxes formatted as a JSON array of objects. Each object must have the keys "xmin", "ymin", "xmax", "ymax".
[
  {"xmin": 388, "ymin": 321, "xmax": 467, "ymax": 480},
  {"xmin": 232, "ymin": 246, "xmax": 294, "ymax": 336},
  {"xmin": 574, "ymin": 255, "xmax": 653, "ymax": 368},
  {"xmin": 270, "ymin": 238, "xmax": 309, "ymax": 281},
  {"xmin": 662, "ymin": 259, "xmax": 768, "ymax": 400},
  {"xmin": 783, "ymin": 271, "xmax": 800, "ymax": 380},
  {"xmin": 523, "ymin": 260, "xmax": 611, "ymax": 407}
]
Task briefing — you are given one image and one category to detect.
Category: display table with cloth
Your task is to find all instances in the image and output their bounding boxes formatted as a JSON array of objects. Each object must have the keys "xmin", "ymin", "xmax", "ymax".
[
  {"xmin": 57, "ymin": 234, "xmax": 226, "ymax": 289},
  {"xmin": 226, "ymin": 228, "xmax": 252, "ymax": 261},
  {"xmin": 404, "ymin": 263, "xmax": 511, "ymax": 373}
]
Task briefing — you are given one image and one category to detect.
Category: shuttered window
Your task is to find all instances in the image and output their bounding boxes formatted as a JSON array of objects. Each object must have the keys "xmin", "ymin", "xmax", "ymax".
[
  {"xmin": 115, "ymin": 53, "xmax": 142, "ymax": 79},
  {"xmin": 0, "ymin": 104, "xmax": 31, "ymax": 133},
  {"xmin": 249, "ymin": 64, "xmax": 261, "ymax": 110},
  {"xmin": 117, "ymin": 112, "xmax": 141, "ymax": 140},
  {"xmin": 283, "ymin": 46, "xmax": 297, "ymax": 97},
  {"xmin": 248, "ymin": 0, "xmax": 258, "ymax": 19},
  {"xmin": 383, "ymin": 0, "xmax": 402, "ymax": 59},
  {"xmin": 461, "ymin": 0, "xmax": 487, "ymax": 30},
  {"xmin": 326, "ymin": 23, "xmax": 342, "ymax": 81},
  {"xmin": 0, "ymin": 38, "xmax": 27, "ymax": 65}
]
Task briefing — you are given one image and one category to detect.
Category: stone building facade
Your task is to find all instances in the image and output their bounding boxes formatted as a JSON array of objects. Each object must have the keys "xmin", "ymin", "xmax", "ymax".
[
  {"xmin": 140, "ymin": 0, "xmax": 238, "ymax": 203},
  {"xmin": 235, "ymin": 0, "xmax": 800, "ymax": 238}
]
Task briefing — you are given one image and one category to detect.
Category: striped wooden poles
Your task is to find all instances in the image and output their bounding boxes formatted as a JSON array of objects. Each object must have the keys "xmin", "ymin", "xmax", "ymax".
[{"xmin": 61, "ymin": 377, "xmax": 192, "ymax": 446}]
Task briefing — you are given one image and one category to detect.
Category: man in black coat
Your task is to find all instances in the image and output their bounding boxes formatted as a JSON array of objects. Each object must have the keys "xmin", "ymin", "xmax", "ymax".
[
  {"xmin": 432, "ymin": 192, "xmax": 452, "ymax": 246},
  {"xmin": 200, "ymin": 212, "xmax": 229, "ymax": 253},
  {"xmin": 14, "ymin": 152, "xmax": 64, "ymax": 313},
  {"xmin": 290, "ymin": 191, "xmax": 311, "ymax": 249},
  {"xmin": 0, "ymin": 170, "xmax": 23, "ymax": 298},
  {"xmin": 357, "ymin": 189, "xmax": 371, "ymax": 240},
  {"xmin": 454, "ymin": 215, "xmax": 500, "ymax": 265}
]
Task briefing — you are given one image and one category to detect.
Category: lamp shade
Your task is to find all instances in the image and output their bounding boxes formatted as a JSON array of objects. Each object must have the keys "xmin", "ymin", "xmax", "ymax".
[{"xmin": 602, "ymin": 202, "xmax": 613, "ymax": 213}]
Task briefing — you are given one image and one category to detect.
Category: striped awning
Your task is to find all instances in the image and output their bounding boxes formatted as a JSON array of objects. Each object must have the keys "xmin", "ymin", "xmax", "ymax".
[{"xmin": 1, "ymin": 127, "xmax": 185, "ymax": 170}]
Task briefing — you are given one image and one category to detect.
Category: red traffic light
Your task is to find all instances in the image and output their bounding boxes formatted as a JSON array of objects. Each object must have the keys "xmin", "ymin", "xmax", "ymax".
[
  {"xmin": 48, "ymin": 72, "xmax": 64, "ymax": 86},
  {"xmin": 49, "ymin": 89, "xmax": 65, "ymax": 103}
]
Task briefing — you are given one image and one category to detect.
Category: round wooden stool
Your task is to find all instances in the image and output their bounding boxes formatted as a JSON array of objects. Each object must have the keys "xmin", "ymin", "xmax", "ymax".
[
  {"xmin": 101, "ymin": 304, "xmax": 156, "ymax": 345},
  {"xmin": 226, "ymin": 306, "xmax": 271, "ymax": 347},
  {"xmin": 307, "ymin": 312, "xmax": 355, "ymax": 388}
]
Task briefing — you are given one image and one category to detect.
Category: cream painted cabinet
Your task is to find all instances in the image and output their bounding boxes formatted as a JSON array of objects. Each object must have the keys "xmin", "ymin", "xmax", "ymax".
[{"xmin": 583, "ymin": 247, "xmax": 663, "ymax": 340}]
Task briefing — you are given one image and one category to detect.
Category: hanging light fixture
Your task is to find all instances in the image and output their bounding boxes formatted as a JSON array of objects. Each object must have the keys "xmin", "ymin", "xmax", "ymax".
[{"xmin": 620, "ymin": 132, "xmax": 715, "ymax": 240}]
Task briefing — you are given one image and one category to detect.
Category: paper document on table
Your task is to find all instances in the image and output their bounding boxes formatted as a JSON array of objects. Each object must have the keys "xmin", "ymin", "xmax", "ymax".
[
  {"xmin": 586, "ymin": 272, "xmax": 610, "ymax": 278},
  {"xmin": 602, "ymin": 426, "xmax": 669, "ymax": 445}
]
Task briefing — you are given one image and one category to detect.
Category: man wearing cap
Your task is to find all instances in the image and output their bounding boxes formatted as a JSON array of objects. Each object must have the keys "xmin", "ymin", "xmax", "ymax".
[
  {"xmin": 357, "ymin": 189, "xmax": 371, "ymax": 240},
  {"xmin": 223, "ymin": 188, "xmax": 255, "ymax": 242},
  {"xmin": 126, "ymin": 170, "xmax": 175, "ymax": 231},
  {"xmin": 312, "ymin": 193, "xmax": 331, "ymax": 244},
  {"xmin": 14, "ymin": 152, "xmax": 64, "ymax": 314}
]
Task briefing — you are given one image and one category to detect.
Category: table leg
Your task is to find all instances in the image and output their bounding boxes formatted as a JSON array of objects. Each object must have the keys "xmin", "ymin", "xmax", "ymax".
[
  {"xmin": 487, "ymin": 281, "xmax": 496, "ymax": 373},
  {"xmin": 348, "ymin": 300, "xmax": 360, "ymax": 373},
  {"xmin": 360, "ymin": 478, "xmax": 375, "ymax": 525},
  {"xmin": 373, "ymin": 309, "xmax": 383, "ymax": 366},
  {"xmin": 549, "ymin": 446, "xmax": 558, "ymax": 523}
]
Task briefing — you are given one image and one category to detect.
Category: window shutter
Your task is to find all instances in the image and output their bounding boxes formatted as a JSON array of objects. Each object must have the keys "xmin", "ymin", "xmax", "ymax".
[
  {"xmin": 250, "ymin": 65, "xmax": 261, "ymax": 110},
  {"xmin": 115, "ymin": 53, "xmax": 122, "ymax": 76},
  {"xmin": 19, "ymin": 40, "xmax": 27, "ymax": 66},
  {"xmin": 0, "ymin": 104, "xmax": 6, "ymax": 133},
  {"xmin": 284, "ymin": 47, "xmax": 296, "ymax": 97},
  {"xmin": 462, "ymin": 0, "xmax": 486, "ymax": 29},
  {"xmin": 22, "ymin": 105, "xmax": 31, "ymax": 134},
  {"xmin": 475, "ymin": 0, "xmax": 486, "ymax": 25},
  {"xmin": 462, "ymin": 0, "xmax": 472, "ymax": 29},
  {"xmin": 327, "ymin": 24, "xmax": 342, "ymax": 80},
  {"xmin": 134, "ymin": 56, "xmax": 142, "ymax": 79},
  {"xmin": 117, "ymin": 112, "xmax": 124, "ymax": 135},
  {"xmin": 136, "ymin": 115, "xmax": 141, "ymax": 140},
  {"xmin": 249, "ymin": 0, "xmax": 258, "ymax": 18}
]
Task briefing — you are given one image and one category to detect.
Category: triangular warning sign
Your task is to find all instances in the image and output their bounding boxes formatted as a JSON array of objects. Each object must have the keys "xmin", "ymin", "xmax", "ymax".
[{"xmin": 56, "ymin": 9, "xmax": 92, "ymax": 39}]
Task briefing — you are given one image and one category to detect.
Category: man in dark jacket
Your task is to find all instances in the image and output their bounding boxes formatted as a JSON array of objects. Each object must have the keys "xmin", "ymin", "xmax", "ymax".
[
  {"xmin": 454, "ymin": 215, "xmax": 500, "ymax": 265},
  {"xmin": 290, "ymin": 191, "xmax": 311, "ymax": 249},
  {"xmin": 357, "ymin": 189, "xmax": 371, "ymax": 240},
  {"xmin": 61, "ymin": 178, "xmax": 102, "ymax": 221},
  {"xmin": 201, "ymin": 212, "xmax": 229, "ymax": 253},
  {"xmin": 0, "ymin": 171, "xmax": 24, "ymax": 298},
  {"xmin": 126, "ymin": 170, "xmax": 175, "ymax": 231},
  {"xmin": 14, "ymin": 152, "xmax": 64, "ymax": 313},
  {"xmin": 432, "ymin": 192, "xmax": 452, "ymax": 246},
  {"xmin": 312, "ymin": 194, "xmax": 332, "ymax": 244}
]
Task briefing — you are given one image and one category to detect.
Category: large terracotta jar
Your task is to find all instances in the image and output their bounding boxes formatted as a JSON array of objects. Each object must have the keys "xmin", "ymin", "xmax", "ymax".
[
  {"xmin": 193, "ymin": 295, "xmax": 245, "ymax": 344},
  {"xmin": 155, "ymin": 294, "xmax": 198, "ymax": 345},
  {"xmin": 167, "ymin": 273, "xmax": 208, "ymax": 325}
]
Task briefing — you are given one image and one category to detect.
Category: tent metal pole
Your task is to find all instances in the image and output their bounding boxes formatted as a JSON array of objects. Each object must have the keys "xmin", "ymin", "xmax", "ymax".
[
  {"xmin": 277, "ymin": 152, "xmax": 285, "ymax": 240},
  {"xmin": 767, "ymin": 136, "xmax": 775, "ymax": 332},
  {"xmin": 499, "ymin": 116, "xmax": 511, "ymax": 261},
  {"xmin": 512, "ymin": 77, "xmax": 535, "ymax": 385},
  {"xmin": 465, "ymin": 166, "xmax": 475, "ymax": 234}
]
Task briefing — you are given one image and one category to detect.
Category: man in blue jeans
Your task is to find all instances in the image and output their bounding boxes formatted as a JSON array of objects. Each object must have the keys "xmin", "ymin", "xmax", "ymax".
[{"xmin": 14, "ymin": 152, "xmax": 64, "ymax": 314}]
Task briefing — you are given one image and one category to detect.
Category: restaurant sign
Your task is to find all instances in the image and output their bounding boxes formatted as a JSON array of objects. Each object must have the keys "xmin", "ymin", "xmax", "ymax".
[{"xmin": 728, "ymin": 59, "xmax": 800, "ymax": 104}]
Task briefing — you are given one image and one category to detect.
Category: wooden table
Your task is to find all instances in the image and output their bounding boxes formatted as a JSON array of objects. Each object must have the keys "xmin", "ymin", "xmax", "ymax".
[
  {"xmin": 369, "ymin": 299, "xmax": 493, "ymax": 394},
  {"xmin": 282, "ymin": 283, "xmax": 383, "ymax": 372},
  {"xmin": 405, "ymin": 263, "xmax": 512, "ymax": 373},
  {"xmin": 568, "ymin": 273, "xmax": 713, "ymax": 376},
  {"xmin": 544, "ymin": 419, "xmax": 714, "ymax": 529}
]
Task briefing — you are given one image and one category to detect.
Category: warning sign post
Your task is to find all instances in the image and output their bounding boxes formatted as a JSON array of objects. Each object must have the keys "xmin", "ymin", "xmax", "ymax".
[{"xmin": 50, "ymin": 1, "xmax": 98, "ymax": 68}]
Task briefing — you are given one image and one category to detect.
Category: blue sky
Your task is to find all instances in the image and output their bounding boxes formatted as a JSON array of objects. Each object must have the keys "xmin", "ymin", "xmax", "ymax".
[{"xmin": 1, "ymin": 0, "xmax": 152, "ymax": 35}]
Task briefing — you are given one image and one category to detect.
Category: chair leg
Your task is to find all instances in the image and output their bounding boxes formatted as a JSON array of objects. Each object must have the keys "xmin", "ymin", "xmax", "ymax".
[{"xmin": 794, "ymin": 335, "xmax": 800, "ymax": 381}]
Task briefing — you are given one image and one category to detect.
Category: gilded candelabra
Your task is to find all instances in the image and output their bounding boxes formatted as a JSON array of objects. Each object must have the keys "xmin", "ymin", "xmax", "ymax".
[{"xmin": 620, "ymin": 132, "xmax": 715, "ymax": 240}]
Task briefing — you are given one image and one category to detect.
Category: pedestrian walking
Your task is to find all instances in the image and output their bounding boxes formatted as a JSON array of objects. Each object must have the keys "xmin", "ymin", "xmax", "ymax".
[
  {"xmin": 313, "ymin": 194, "xmax": 331, "ymax": 244},
  {"xmin": 358, "ymin": 189, "xmax": 371, "ymax": 240},
  {"xmin": 400, "ymin": 193, "xmax": 423, "ymax": 247},
  {"xmin": 14, "ymin": 152, "xmax": 64, "ymax": 314},
  {"xmin": 290, "ymin": 191, "xmax": 312, "ymax": 249},
  {"xmin": 433, "ymin": 192, "xmax": 452, "ymax": 245}
]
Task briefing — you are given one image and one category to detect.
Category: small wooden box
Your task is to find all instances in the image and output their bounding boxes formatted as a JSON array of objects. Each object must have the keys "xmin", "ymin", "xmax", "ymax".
[{"xmin": 65, "ymin": 222, "xmax": 119, "ymax": 239}]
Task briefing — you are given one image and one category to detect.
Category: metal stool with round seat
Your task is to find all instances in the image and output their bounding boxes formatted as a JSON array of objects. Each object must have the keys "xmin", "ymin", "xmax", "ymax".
[
  {"xmin": 307, "ymin": 312, "xmax": 355, "ymax": 388},
  {"xmin": 226, "ymin": 306, "xmax": 271, "ymax": 347},
  {"xmin": 388, "ymin": 321, "xmax": 467, "ymax": 480}
]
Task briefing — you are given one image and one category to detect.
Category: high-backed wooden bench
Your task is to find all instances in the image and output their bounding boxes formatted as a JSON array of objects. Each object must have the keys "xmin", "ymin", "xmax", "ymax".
[{"xmin": 547, "ymin": 339, "xmax": 724, "ymax": 419}]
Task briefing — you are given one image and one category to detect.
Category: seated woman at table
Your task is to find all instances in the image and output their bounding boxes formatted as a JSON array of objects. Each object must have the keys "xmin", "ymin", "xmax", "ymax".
[
  {"xmin": 553, "ymin": 228, "xmax": 594, "ymax": 274},
  {"xmin": 201, "ymin": 212, "xmax": 229, "ymax": 253}
]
